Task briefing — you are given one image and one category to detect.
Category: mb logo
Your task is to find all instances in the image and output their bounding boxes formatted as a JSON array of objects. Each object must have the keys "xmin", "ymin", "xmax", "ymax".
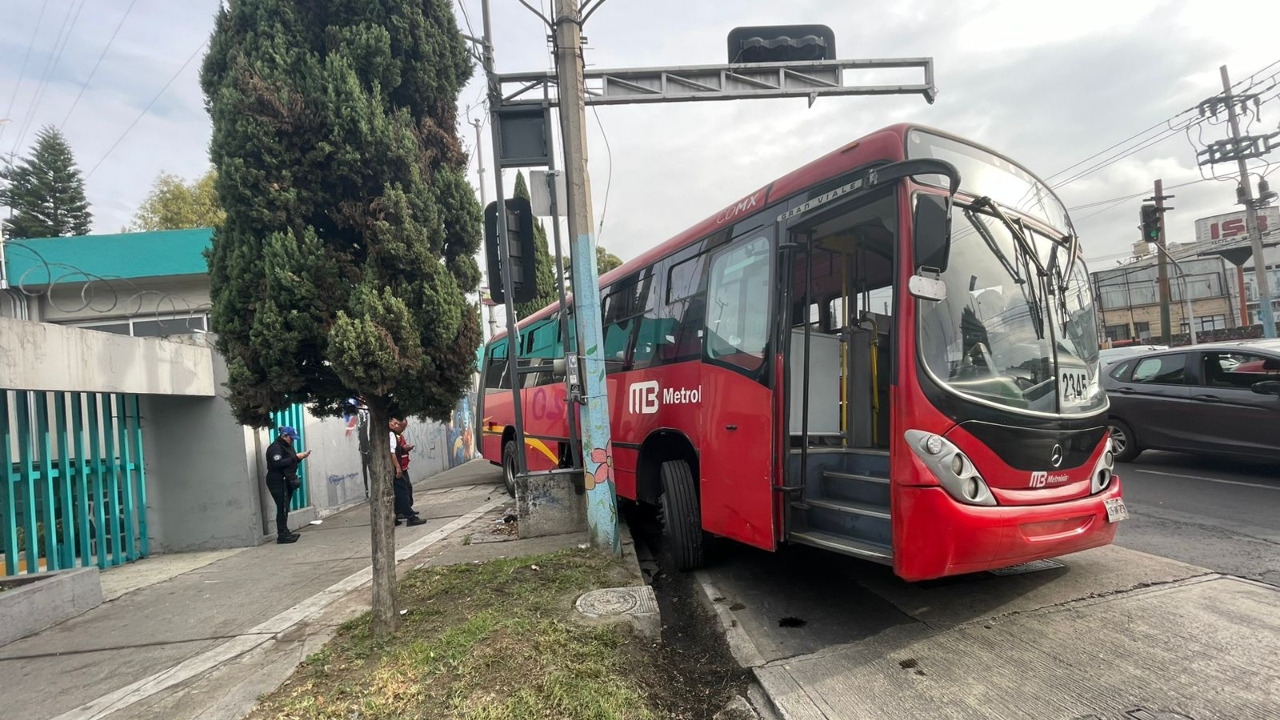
[{"xmin": 629, "ymin": 381, "xmax": 659, "ymax": 415}]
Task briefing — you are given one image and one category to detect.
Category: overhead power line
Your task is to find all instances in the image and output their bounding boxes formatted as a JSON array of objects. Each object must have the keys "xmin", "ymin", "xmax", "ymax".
[
  {"xmin": 61, "ymin": 0, "xmax": 140, "ymax": 130},
  {"xmin": 0, "ymin": 0, "xmax": 51, "ymax": 150},
  {"xmin": 86, "ymin": 39, "xmax": 208, "ymax": 179},
  {"xmin": 11, "ymin": 0, "xmax": 86, "ymax": 155}
]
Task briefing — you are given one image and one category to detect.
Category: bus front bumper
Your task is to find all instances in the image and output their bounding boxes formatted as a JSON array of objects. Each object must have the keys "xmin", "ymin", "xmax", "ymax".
[{"xmin": 893, "ymin": 476, "xmax": 1125, "ymax": 582}]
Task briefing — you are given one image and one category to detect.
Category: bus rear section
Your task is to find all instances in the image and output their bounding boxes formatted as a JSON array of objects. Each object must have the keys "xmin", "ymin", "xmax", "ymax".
[{"xmin": 779, "ymin": 127, "xmax": 1126, "ymax": 581}]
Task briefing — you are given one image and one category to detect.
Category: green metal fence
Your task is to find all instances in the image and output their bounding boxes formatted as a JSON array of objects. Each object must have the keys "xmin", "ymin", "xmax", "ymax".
[
  {"xmin": 1, "ymin": 391, "xmax": 147, "ymax": 576},
  {"xmin": 269, "ymin": 404, "xmax": 310, "ymax": 511}
]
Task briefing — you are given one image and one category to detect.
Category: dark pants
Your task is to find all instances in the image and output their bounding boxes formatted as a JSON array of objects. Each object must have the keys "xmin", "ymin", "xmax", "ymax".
[
  {"xmin": 268, "ymin": 480, "xmax": 296, "ymax": 538},
  {"xmin": 393, "ymin": 473, "xmax": 417, "ymax": 519}
]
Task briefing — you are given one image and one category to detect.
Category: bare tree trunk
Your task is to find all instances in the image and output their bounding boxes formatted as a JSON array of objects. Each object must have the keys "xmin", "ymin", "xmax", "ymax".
[{"xmin": 366, "ymin": 397, "xmax": 399, "ymax": 637}]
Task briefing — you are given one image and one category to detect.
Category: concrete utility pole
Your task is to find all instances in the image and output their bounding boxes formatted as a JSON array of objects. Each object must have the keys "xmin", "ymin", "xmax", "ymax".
[
  {"xmin": 553, "ymin": 0, "xmax": 620, "ymax": 556},
  {"xmin": 1219, "ymin": 65, "xmax": 1276, "ymax": 337},
  {"xmin": 1154, "ymin": 179, "xmax": 1172, "ymax": 344},
  {"xmin": 470, "ymin": 116, "xmax": 498, "ymax": 344}
]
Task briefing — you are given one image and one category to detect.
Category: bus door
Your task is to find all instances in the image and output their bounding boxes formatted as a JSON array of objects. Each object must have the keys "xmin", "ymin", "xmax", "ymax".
[{"xmin": 699, "ymin": 231, "xmax": 777, "ymax": 550}]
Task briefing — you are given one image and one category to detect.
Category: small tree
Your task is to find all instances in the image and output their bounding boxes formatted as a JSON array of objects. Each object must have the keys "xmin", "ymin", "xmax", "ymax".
[
  {"xmin": 0, "ymin": 125, "xmax": 92, "ymax": 238},
  {"xmin": 597, "ymin": 246, "xmax": 623, "ymax": 275},
  {"xmin": 202, "ymin": 0, "xmax": 480, "ymax": 637},
  {"xmin": 511, "ymin": 171, "xmax": 558, "ymax": 318},
  {"xmin": 130, "ymin": 170, "xmax": 225, "ymax": 231}
]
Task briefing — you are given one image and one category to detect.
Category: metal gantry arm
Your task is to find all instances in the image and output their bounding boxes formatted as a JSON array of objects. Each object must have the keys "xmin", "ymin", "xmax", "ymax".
[{"xmin": 496, "ymin": 57, "xmax": 936, "ymax": 108}]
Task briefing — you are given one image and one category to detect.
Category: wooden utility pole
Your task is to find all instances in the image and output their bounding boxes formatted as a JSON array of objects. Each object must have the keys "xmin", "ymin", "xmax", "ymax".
[{"xmin": 1154, "ymin": 179, "xmax": 1172, "ymax": 343}]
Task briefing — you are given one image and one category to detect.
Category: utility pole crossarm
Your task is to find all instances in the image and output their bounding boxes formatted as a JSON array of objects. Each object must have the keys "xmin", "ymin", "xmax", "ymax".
[{"xmin": 497, "ymin": 57, "xmax": 936, "ymax": 107}]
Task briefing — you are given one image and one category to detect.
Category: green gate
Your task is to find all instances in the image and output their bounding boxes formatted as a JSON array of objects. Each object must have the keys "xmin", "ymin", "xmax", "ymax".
[
  {"xmin": 1, "ymin": 391, "xmax": 148, "ymax": 576},
  {"xmin": 269, "ymin": 404, "xmax": 310, "ymax": 511}
]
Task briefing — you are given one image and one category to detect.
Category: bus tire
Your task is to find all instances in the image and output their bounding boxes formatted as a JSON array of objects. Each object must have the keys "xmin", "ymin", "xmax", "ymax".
[
  {"xmin": 659, "ymin": 460, "xmax": 704, "ymax": 571},
  {"xmin": 1109, "ymin": 418, "xmax": 1141, "ymax": 463},
  {"xmin": 502, "ymin": 441, "xmax": 518, "ymax": 498}
]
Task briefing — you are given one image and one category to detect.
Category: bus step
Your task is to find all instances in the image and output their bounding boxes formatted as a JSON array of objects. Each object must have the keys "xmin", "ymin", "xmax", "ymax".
[
  {"xmin": 789, "ymin": 529, "xmax": 893, "ymax": 564},
  {"xmin": 802, "ymin": 497, "xmax": 889, "ymax": 520},
  {"xmin": 796, "ymin": 496, "xmax": 892, "ymax": 546},
  {"xmin": 819, "ymin": 470, "xmax": 891, "ymax": 506}
]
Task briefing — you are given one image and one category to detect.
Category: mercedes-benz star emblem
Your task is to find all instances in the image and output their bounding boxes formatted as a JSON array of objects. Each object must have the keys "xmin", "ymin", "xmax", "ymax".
[{"xmin": 1050, "ymin": 444, "xmax": 1064, "ymax": 468}]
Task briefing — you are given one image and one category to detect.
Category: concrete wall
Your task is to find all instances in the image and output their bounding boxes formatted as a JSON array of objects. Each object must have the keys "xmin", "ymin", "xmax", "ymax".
[
  {"xmin": 138, "ymin": 355, "xmax": 264, "ymax": 553},
  {"xmin": 0, "ymin": 317, "xmax": 215, "ymax": 396}
]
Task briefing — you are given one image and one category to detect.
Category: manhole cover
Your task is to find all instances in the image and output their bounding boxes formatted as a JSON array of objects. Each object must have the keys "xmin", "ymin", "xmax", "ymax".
[
  {"xmin": 987, "ymin": 559, "xmax": 1065, "ymax": 576},
  {"xmin": 575, "ymin": 586, "xmax": 659, "ymax": 618}
]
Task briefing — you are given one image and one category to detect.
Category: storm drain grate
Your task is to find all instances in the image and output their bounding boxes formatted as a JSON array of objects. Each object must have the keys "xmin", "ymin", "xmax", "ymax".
[{"xmin": 987, "ymin": 559, "xmax": 1066, "ymax": 576}]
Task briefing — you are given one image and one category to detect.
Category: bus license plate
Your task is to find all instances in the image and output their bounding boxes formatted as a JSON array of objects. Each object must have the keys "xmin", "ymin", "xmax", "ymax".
[{"xmin": 1105, "ymin": 498, "xmax": 1129, "ymax": 523}]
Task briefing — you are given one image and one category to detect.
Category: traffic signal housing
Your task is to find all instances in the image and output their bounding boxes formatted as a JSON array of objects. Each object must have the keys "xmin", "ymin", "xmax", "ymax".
[
  {"xmin": 1140, "ymin": 203, "xmax": 1161, "ymax": 243},
  {"xmin": 484, "ymin": 197, "xmax": 537, "ymax": 305},
  {"xmin": 727, "ymin": 25, "xmax": 836, "ymax": 64}
]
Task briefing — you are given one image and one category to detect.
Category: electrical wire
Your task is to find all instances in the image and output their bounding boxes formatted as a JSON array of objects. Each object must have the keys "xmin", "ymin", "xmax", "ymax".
[
  {"xmin": 591, "ymin": 104, "xmax": 612, "ymax": 242},
  {"xmin": 61, "ymin": 0, "xmax": 139, "ymax": 130},
  {"xmin": 1052, "ymin": 118, "xmax": 1199, "ymax": 190},
  {"xmin": 0, "ymin": 0, "xmax": 50, "ymax": 150},
  {"xmin": 1067, "ymin": 178, "xmax": 1212, "ymax": 212},
  {"xmin": 86, "ymin": 39, "xmax": 208, "ymax": 179},
  {"xmin": 11, "ymin": 0, "xmax": 86, "ymax": 155}
]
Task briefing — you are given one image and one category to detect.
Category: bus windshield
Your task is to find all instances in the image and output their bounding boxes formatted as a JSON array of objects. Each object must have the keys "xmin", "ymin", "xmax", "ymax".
[{"xmin": 918, "ymin": 203, "xmax": 1105, "ymax": 417}]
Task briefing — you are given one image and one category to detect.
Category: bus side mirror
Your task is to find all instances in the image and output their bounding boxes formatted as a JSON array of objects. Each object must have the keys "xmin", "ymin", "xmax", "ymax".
[{"xmin": 914, "ymin": 193, "xmax": 950, "ymax": 273}]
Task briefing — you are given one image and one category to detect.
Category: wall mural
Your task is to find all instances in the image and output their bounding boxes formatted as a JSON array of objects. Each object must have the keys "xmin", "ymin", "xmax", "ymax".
[{"xmin": 447, "ymin": 394, "xmax": 479, "ymax": 469}]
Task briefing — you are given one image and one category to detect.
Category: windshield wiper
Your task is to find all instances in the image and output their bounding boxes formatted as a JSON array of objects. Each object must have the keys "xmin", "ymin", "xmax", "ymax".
[
  {"xmin": 972, "ymin": 197, "xmax": 1048, "ymax": 279},
  {"xmin": 969, "ymin": 198, "xmax": 1048, "ymax": 339},
  {"xmin": 963, "ymin": 207, "xmax": 1022, "ymax": 285}
]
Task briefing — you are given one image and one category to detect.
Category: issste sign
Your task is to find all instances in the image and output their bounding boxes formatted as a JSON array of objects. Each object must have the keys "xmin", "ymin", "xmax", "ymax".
[{"xmin": 1194, "ymin": 207, "xmax": 1279, "ymax": 247}]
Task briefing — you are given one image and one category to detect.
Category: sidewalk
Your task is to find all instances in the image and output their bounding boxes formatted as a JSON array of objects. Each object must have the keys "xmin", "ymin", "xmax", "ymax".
[{"xmin": 0, "ymin": 460, "xmax": 517, "ymax": 720}]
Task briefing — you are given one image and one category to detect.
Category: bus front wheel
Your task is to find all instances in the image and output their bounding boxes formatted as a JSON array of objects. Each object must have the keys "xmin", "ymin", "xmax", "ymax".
[
  {"xmin": 502, "ymin": 442, "xmax": 518, "ymax": 498},
  {"xmin": 659, "ymin": 460, "xmax": 704, "ymax": 571}
]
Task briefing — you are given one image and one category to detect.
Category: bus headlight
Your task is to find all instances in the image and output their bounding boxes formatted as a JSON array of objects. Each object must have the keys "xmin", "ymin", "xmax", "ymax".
[
  {"xmin": 905, "ymin": 430, "xmax": 996, "ymax": 507},
  {"xmin": 1091, "ymin": 438, "xmax": 1116, "ymax": 495}
]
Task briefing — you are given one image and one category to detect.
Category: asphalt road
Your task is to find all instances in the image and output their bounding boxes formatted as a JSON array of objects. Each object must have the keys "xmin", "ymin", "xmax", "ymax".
[{"xmin": 1114, "ymin": 450, "xmax": 1280, "ymax": 586}]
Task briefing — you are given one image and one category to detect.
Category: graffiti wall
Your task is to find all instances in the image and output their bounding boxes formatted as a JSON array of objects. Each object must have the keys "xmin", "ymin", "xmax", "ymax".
[{"xmin": 446, "ymin": 393, "xmax": 480, "ymax": 469}]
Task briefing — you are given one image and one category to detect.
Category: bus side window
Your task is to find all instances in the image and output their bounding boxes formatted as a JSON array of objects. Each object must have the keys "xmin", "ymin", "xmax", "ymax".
[
  {"xmin": 602, "ymin": 271, "xmax": 650, "ymax": 373},
  {"xmin": 651, "ymin": 247, "xmax": 709, "ymax": 366},
  {"xmin": 522, "ymin": 316, "xmax": 562, "ymax": 387},
  {"xmin": 484, "ymin": 338, "xmax": 508, "ymax": 393}
]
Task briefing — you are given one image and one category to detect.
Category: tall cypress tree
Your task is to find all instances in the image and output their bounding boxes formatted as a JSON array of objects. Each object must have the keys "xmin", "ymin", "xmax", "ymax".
[
  {"xmin": 0, "ymin": 126, "xmax": 93, "ymax": 238},
  {"xmin": 511, "ymin": 171, "xmax": 558, "ymax": 318},
  {"xmin": 201, "ymin": 0, "xmax": 481, "ymax": 636}
]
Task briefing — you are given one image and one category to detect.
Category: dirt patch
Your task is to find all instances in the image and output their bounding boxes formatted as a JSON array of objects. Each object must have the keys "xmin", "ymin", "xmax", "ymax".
[
  {"xmin": 248, "ymin": 541, "xmax": 747, "ymax": 720},
  {"xmin": 623, "ymin": 504, "xmax": 755, "ymax": 720}
]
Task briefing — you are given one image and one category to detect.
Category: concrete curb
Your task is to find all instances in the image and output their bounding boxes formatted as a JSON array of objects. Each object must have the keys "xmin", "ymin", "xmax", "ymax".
[
  {"xmin": 0, "ymin": 566, "xmax": 103, "ymax": 647},
  {"xmin": 691, "ymin": 570, "xmax": 825, "ymax": 720}
]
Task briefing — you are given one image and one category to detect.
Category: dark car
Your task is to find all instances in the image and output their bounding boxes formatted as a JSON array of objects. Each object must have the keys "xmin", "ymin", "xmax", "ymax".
[{"xmin": 1103, "ymin": 339, "xmax": 1280, "ymax": 463}]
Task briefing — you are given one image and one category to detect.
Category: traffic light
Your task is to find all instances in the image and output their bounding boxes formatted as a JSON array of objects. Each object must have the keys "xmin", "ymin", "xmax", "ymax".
[
  {"xmin": 484, "ymin": 197, "xmax": 537, "ymax": 305},
  {"xmin": 727, "ymin": 25, "xmax": 836, "ymax": 64},
  {"xmin": 1139, "ymin": 203, "xmax": 1161, "ymax": 243}
]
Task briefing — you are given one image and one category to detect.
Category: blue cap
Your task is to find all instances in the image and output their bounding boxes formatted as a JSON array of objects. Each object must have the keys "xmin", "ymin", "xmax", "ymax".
[{"xmin": 278, "ymin": 426, "xmax": 299, "ymax": 440}]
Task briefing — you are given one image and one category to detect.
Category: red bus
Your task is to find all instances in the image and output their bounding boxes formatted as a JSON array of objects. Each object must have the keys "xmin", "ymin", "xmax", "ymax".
[{"xmin": 478, "ymin": 124, "xmax": 1127, "ymax": 580}]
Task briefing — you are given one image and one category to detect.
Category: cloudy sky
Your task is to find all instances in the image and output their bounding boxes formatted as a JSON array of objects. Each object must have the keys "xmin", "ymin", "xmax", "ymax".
[{"xmin": 2, "ymin": 0, "xmax": 1278, "ymax": 273}]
